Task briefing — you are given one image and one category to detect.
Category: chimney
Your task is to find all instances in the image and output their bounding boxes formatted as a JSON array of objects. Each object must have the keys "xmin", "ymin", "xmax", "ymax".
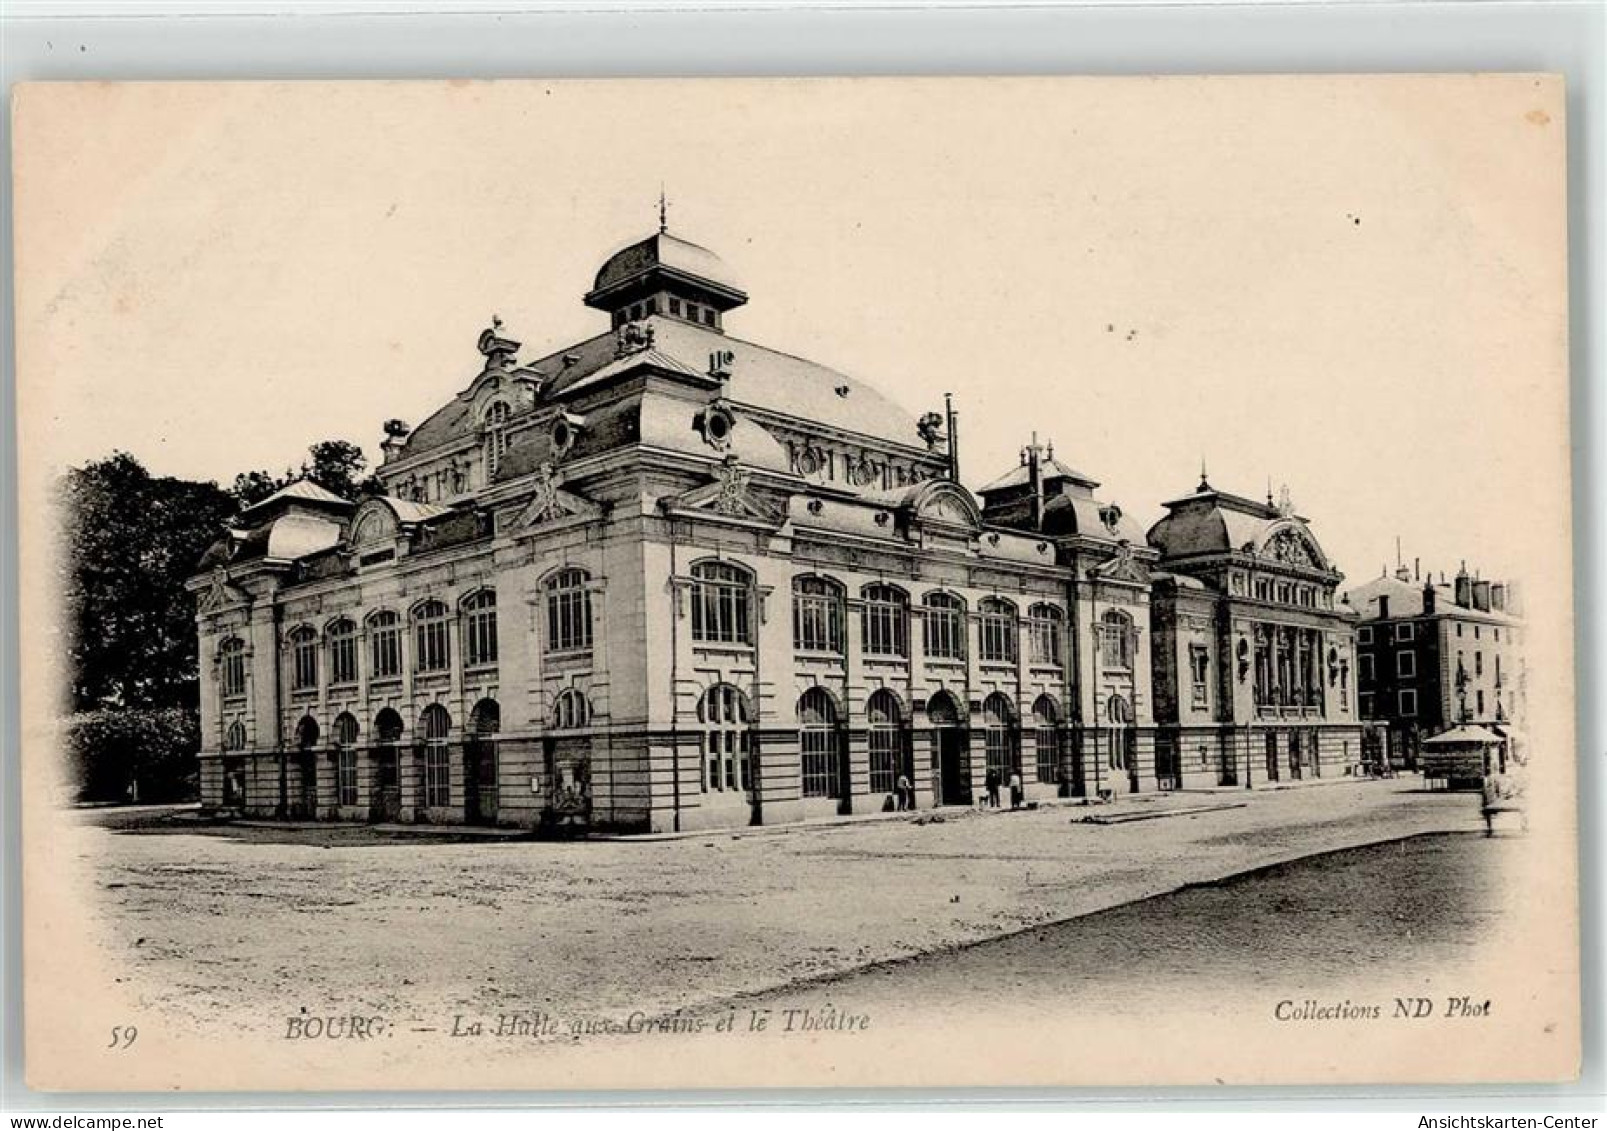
[
  {"xmin": 1422, "ymin": 581, "xmax": 1436, "ymax": 615},
  {"xmin": 1414, "ymin": 557, "xmax": 1421, "ymax": 581},
  {"xmin": 1473, "ymin": 580, "xmax": 1492, "ymax": 612},
  {"xmin": 1455, "ymin": 562, "xmax": 1473, "ymax": 608},
  {"xmin": 1491, "ymin": 583, "xmax": 1506, "ymax": 611}
]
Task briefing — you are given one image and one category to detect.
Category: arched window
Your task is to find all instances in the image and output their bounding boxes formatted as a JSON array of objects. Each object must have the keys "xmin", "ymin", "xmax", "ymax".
[
  {"xmin": 219, "ymin": 637, "xmax": 246, "ymax": 699},
  {"xmin": 1032, "ymin": 695, "xmax": 1061, "ymax": 784},
  {"xmin": 420, "ymin": 704, "xmax": 452, "ymax": 807},
  {"xmin": 690, "ymin": 561, "xmax": 753, "ymax": 645},
  {"xmin": 461, "ymin": 590, "xmax": 498, "ymax": 667},
  {"xmin": 926, "ymin": 690, "xmax": 963, "ymax": 728},
  {"xmin": 978, "ymin": 597, "xmax": 1018, "ymax": 664},
  {"xmin": 295, "ymin": 715, "xmax": 320, "ymax": 750},
  {"xmin": 866, "ymin": 689, "xmax": 906, "ymax": 796},
  {"xmin": 552, "ymin": 688, "xmax": 591, "ymax": 730},
  {"xmin": 413, "ymin": 600, "xmax": 451, "ymax": 673},
  {"xmin": 792, "ymin": 576, "xmax": 845, "ymax": 654},
  {"xmin": 861, "ymin": 584, "xmax": 909, "ymax": 658},
  {"xmin": 224, "ymin": 720, "xmax": 247, "ymax": 751},
  {"xmin": 922, "ymin": 592, "xmax": 967, "ymax": 661},
  {"xmin": 374, "ymin": 707, "xmax": 404, "ymax": 744},
  {"xmin": 1099, "ymin": 608, "xmax": 1134, "ymax": 671},
  {"xmin": 288, "ymin": 625, "xmax": 319, "ymax": 691},
  {"xmin": 483, "ymin": 399, "xmax": 513, "ymax": 477},
  {"xmin": 471, "ymin": 699, "xmax": 501, "ymax": 736},
  {"xmin": 327, "ymin": 618, "xmax": 358, "ymax": 685},
  {"xmin": 697, "ymin": 684, "xmax": 751, "ymax": 794},
  {"xmin": 797, "ymin": 687, "xmax": 842, "ymax": 800},
  {"xmin": 545, "ymin": 568, "xmax": 593, "ymax": 654},
  {"xmin": 368, "ymin": 611, "xmax": 402, "ymax": 680},
  {"xmin": 982, "ymin": 693, "xmax": 1019, "ymax": 783},
  {"xmin": 1027, "ymin": 603, "xmax": 1064, "ymax": 666},
  {"xmin": 333, "ymin": 712, "xmax": 360, "ymax": 806}
]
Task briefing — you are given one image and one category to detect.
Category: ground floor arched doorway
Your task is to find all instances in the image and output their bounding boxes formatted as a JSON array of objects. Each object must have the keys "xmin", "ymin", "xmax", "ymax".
[{"xmin": 927, "ymin": 691, "xmax": 971, "ymax": 806}]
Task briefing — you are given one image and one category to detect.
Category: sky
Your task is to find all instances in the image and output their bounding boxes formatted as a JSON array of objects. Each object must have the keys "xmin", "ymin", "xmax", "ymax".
[{"xmin": 13, "ymin": 76, "xmax": 1569, "ymax": 590}]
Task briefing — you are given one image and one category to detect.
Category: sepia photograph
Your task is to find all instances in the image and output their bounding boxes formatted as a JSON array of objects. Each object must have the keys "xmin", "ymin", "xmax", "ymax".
[{"xmin": 12, "ymin": 74, "xmax": 1579, "ymax": 1093}]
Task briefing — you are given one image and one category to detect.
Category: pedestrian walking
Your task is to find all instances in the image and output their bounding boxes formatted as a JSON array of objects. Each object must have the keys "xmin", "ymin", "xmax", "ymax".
[
  {"xmin": 985, "ymin": 766, "xmax": 1001, "ymax": 808},
  {"xmin": 896, "ymin": 773, "xmax": 912, "ymax": 812},
  {"xmin": 1009, "ymin": 769, "xmax": 1024, "ymax": 809}
]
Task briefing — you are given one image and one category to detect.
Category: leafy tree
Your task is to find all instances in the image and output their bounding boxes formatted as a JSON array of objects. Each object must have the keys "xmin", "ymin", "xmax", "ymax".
[
  {"xmin": 230, "ymin": 439, "xmax": 380, "ymax": 506},
  {"xmin": 61, "ymin": 452, "xmax": 238, "ymax": 712}
]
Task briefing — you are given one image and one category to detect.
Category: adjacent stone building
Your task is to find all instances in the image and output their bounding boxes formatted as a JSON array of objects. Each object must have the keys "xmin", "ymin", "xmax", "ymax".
[
  {"xmin": 1146, "ymin": 476, "xmax": 1364, "ymax": 788},
  {"xmin": 188, "ymin": 221, "xmax": 1361, "ymax": 833},
  {"xmin": 1345, "ymin": 563, "xmax": 1524, "ymax": 770}
]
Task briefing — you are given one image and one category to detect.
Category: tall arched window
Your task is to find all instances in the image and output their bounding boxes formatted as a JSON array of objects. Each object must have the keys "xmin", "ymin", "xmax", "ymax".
[
  {"xmin": 327, "ymin": 618, "xmax": 358, "ymax": 685},
  {"xmin": 333, "ymin": 712, "xmax": 360, "ymax": 806},
  {"xmin": 413, "ymin": 600, "xmax": 451, "ymax": 673},
  {"xmin": 552, "ymin": 688, "xmax": 591, "ymax": 730},
  {"xmin": 1027, "ymin": 603, "xmax": 1064, "ymax": 666},
  {"xmin": 295, "ymin": 715, "xmax": 320, "ymax": 750},
  {"xmin": 1032, "ymin": 695, "xmax": 1061, "ymax": 784},
  {"xmin": 545, "ymin": 568, "xmax": 593, "ymax": 654},
  {"xmin": 978, "ymin": 597, "xmax": 1018, "ymax": 664},
  {"xmin": 483, "ymin": 399, "xmax": 512, "ymax": 477},
  {"xmin": 922, "ymin": 592, "xmax": 967, "ymax": 661},
  {"xmin": 420, "ymin": 704, "xmax": 452, "ymax": 807},
  {"xmin": 861, "ymin": 584, "xmax": 909, "ymax": 658},
  {"xmin": 690, "ymin": 561, "xmax": 753, "ymax": 645},
  {"xmin": 224, "ymin": 720, "xmax": 247, "ymax": 751},
  {"xmin": 374, "ymin": 707, "xmax": 405, "ymax": 744},
  {"xmin": 982, "ymin": 692, "xmax": 1019, "ymax": 783},
  {"xmin": 792, "ymin": 576, "xmax": 844, "ymax": 654},
  {"xmin": 797, "ymin": 687, "xmax": 842, "ymax": 799},
  {"xmin": 697, "ymin": 684, "xmax": 751, "ymax": 794},
  {"xmin": 368, "ymin": 610, "xmax": 402, "ymax": 680},
  {"xmin": 866, "ymin": 688, "xmax": 906, "ymax": 796},
  {"xmin": 1099, "ymin": 608, "xmax": 1134, "ymax": 670},
  {"xmin": 461, "ymin": 590, "xmax": 498, "ymax": 667},
  {"xmin": 219, "ymin": 637, "xmax": 246, "ymax": 699},
  {"xmin": 288, "ymin": 625, "xmax": 319, "ymax": 691}
]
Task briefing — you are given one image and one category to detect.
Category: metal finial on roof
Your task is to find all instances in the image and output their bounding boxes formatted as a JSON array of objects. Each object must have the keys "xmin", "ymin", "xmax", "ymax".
[
  {"xmin": 1198, "ymin": 456, "xmax": 1210, "ymax": 492},
  {"xmin": 1046, "ymin": 439, "xmax": 1054, "ymax": 460},
  {"xmin": 492, "ymin": 314, "xmax": 502, "ymax": 331},
  {"xmin": 658, "ymin": 185, "xmax": 668, "ymax": 234}
]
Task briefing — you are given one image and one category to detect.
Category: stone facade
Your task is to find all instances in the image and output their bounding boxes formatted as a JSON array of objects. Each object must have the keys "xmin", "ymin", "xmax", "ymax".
[{"xmin": 188, "ymin": 224, "xmax": 1361, "ymax": 834}]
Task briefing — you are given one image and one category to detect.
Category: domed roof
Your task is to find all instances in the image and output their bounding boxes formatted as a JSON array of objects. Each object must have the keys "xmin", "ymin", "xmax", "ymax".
[{"xmin": 587, "ymin": 231, "xmax": 746, "ymax": 306}]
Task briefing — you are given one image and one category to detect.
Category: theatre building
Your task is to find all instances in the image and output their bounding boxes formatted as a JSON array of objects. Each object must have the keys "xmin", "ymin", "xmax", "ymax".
[
  {"xmin": 189, "ymin": 222, "xmax": 1162, "ymax": 833},
  {"xmin": 1146, "ymin": 477, "xmax": 1364, "ymax": 788}
]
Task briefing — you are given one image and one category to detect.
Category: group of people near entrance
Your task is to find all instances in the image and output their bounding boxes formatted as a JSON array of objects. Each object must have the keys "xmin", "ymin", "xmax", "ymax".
[{"xmin": 984, "ymin": 766, "xmax": 1025, "ymax": 810}]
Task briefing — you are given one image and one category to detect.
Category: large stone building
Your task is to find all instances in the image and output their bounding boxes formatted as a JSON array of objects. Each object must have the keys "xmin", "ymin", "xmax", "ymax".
[
  {"xmin": 1146, "ymin": 477, "xmax": 1364, "ymax": 788},
  {"xmin": 1346, "ymin": 563, "xmax": 1524, "ymax": 769},
  {"xmin": 188, "ymin": 221, "xmax": 1357, "ymax": 833}
]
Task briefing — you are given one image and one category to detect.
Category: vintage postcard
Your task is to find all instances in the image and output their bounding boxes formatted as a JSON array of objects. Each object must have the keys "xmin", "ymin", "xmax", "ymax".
[{"xmin": 13, "ymin": 76, "xmax": 1577, "ymax": 1092}]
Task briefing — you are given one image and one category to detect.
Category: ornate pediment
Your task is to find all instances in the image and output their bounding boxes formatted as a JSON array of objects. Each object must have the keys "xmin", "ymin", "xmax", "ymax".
[
  {"xmin": 199, "ymin": 566, "xmax": 252, "ymax": 614},
  {"xmin": 513, "ymin": 462, "xmax": 603, "ymax": 529},
  {"xmin": 1257, "ymin": 521, "xmax": 1328, "ymax": 571},
  {"xmin": 1089, "ymin": 540, "xmax": 1150, "ymax": 586},
  {"xmin": 662, "ymin": 455, "xmax": 785, "ymax": 526},
  {"xmin": 905, "ymin": 479, "xmax": 982, "ymax": 531}
]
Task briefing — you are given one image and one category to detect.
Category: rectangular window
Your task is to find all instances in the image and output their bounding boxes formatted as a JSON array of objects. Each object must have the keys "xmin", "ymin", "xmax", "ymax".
[
  {"xmin": 978, "ymin": 608, "xmax": 1017, "ymax": 664},
  {"xmin": 1360, "ymin": 692, "xmax": 1374, "ymax": 717},
  {"xmin": 1396, "ymin": 650, "xmax": 1416, "ymax": 678},
  {"xmin": 868, "ymin": 725, "xmax": 901, "ymax": 795},
  {"xmin": 329, "ymin": 633, "xmax": 357, "ymax": 686},
  {"xmin": 370, "ymin": 621, "xmax": 402, "ymax": 680},
  {"xmin": 1476, "ymin": 689, "xmax": 1486, "ymax": 716},
  {"xmin": 923, "ymin": 602, "xmax": 966, "ymax": 661},
  {"xmin": 1395, "ymin": 623, "xmax": 1415, "ymax": 642},
  {"xmin": 669, "ymin": 297, "xmax": 682, "ymax": 316},
  {"xmin": 1027, "ymin": 610, "xmax": 1062, "ymax": 665},
  {"xmin": 800, "ymin": 728, "xmax": 839, "ymax": 798},
  {"xmin": 221, "ymin": 647, "xmax": 246, "ymax": 699},
  {"xmin": 1035, "ymin": 726, "xmax": 1059, "ymax": 784},
  {"xmin": 691, "ymin": 579, "xmax": 751, "ymax": 645},
  {"xmin": 792, "ymin": 584, "xmax": 843, "ymax": 653},
  {"xmin": 424, "ymin": 744, "xmax": 450, "ymax": 807},
  {"xmin": 703, "ymin": 308, "xmax": 716, "ymax": 326},
  {"xmin": 465, "ymin": 605, "xmax": 498, "ymax": 667},
  {"xmin": 337, "ymin": 749, "xmax": 358, "ymax": 806},
  {"xmin": 1359, "ymin": 654, "xmax": 1374, "ymax": 682},
  {"xmin": 546, "ymin": 577, "xmax": 593, "ymax": 654},
  {"xmin": 1475, "ymin": 651, "xmax": 1484, "ymax": 677},
  {"xmin": 415, "ymin": 619, "xmax": 450, "ymax": 673},
  {"xmin": 1399, "ymin": 689, "xmax": 1417, "ymax": 717},
  {"xmin": 1098, "ymin": 624, "xmax": 1133, "ymax": 670},
  {"xmin": 862, "ymin": 594, "xmax": 908, "ymax": 658},
  {"xmin": 1358, "ymin": 625, "xmax": 1373, "ymax": 645},
  {"xmin": 1189, "ymin": 645, "xmax": 1210, "ymax": 708}
]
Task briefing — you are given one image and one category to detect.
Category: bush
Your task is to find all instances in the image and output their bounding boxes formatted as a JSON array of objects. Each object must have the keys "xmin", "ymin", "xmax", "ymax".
[{"xmin": 67, "ymin": 708, "xmax": 200, "ymax": 804}]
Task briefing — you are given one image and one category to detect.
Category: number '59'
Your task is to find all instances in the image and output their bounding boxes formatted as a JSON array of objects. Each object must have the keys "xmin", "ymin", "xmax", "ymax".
[{"xmin": 108, "ymin": 1026, "xmax": 138, "ymax": 1050}]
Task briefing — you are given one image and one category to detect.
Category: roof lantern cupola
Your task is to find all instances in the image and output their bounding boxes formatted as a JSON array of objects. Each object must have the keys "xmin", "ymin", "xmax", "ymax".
[{"xmin": 584, "ymin": 197, "xmax": 748, "ymax": 333}]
